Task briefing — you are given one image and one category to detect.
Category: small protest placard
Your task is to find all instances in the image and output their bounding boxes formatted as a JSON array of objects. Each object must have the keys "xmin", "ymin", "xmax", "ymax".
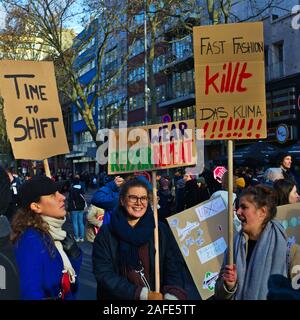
[
  {"xmin": 276, "ymin": 202, "xmax": 300, "ymax": 245},
  {"xmin": 0, "ymin": 60, "xmax": 69, "ymax": 160},
  {"xmin": 107, "ymin": 120, "xmax": 196, "ymax": 175},
  {"xmin": 193, "ymin": 22, "xmax": 266, "ymax": 140},
  {"xmin": 167, "ymin": 196, "xmax": 228, "ymax": 300}
]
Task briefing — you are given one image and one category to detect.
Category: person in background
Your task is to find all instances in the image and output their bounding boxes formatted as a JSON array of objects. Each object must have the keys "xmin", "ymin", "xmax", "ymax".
[
  {"xmin": 278, "ymin": 152, "xmax": 296, "ymax": 184},
  {"xmin": 93, "ymin": 178, "xmax": 186, "ymax": 300},
  {"xmin": 214, "ymin": 185, "xmax": 300, "ymax": 300},
  {"xmin": 263, "ymin": 167, "xmax": 284, "ymax": 187},
  {"xmin": 235, "ymin": 177, "xmax": 246, "ymax": 198},
  {"xmin": 196, "ymin": 177, "xmax": 210, "ymax": 203},
  {"xmin": 273, "ymin": 179, "xmax": 300, "ymax": 206},
  {"xmin": 183, "ymin": 173, "xmax": 200, "ymax": 209},
  {"xmin": 0, "ymin": 166, "xmax": 20, "ymax": 299},
  {"xmin": 91, "ymin": 175, "xmax": 125, "ymax": 225},
  {"xmin": 157, "ymin": 178, "xmax": 174, "ymax": 223},
  {"xmin": 85, "ymin": 204, "xmax": 104, "ymax": 243},
  {"xmin": 68, "ymin": 176, "xmax": 86, "ymax": 242},
  {"xmin": 11, "ymin": 176, "xmax": 82, "ymax": 300},
  {"xmin": 6, "ymin": 167, "xmax": 22, "ymax": 222}
]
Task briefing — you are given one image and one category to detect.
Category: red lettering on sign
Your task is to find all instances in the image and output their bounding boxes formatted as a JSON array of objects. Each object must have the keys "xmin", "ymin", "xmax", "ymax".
[{"xmin": 205, "ymin": 62, "xmax": 253, "ymax": 95}]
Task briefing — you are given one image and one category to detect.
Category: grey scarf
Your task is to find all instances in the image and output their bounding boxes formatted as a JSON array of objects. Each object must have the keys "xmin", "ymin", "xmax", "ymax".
[{"xmin": 234, "ymin": 220, "xmax": 287, "ymax": 300}]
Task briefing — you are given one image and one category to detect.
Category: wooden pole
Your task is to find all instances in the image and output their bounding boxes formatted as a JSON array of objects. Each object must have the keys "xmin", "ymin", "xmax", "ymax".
[
  {"xmin": 227, "ymin": 140, "xmax": 234, "ymax": 265},
  {"xmin": 151, "ymin": 170, "xmax": 160, "ymax": 292},
  {"xmin": 33, "ymin": 161, "xmax": 37, "ymax": 176},
  {"xmin": 43, "ymin": 159, "xmax": 51, "ymax": 178}
]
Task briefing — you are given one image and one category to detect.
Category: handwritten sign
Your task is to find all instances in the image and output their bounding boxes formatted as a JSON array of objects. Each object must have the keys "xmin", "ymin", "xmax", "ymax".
[
  {"xmin": 167, "ymin": 196, "xmax": 228, "ymax": 300},
  {"xmin": 0, "ymin": 61, "xmax": 69, "ymax": 160},
  {"xmin": 108, "ymin": 120, "xmax": 196, "ymax": 174},
  {"xmin": 193, "ymin": 22, "xmax": 266, "ymax": 140}
]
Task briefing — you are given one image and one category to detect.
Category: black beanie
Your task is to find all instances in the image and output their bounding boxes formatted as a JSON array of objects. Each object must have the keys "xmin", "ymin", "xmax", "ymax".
[
  {"xmin": 0, "ymin": 166, "xmax": 12, "ymax": 215},
  {"xmin": 18, "ymin": 176, "xmax": 58, "ymax": 208}
]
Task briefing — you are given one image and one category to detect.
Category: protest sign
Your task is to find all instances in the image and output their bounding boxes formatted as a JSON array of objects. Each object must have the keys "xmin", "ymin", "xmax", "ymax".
[
  {"xmin": 276, "ymin": 202, "xmax": 300, "ymax": 245},
  {"xmin": 167, "ymin": 196, "xmax": 228, "ymax": 300},
  {"xmin": 107, "ymin": 119, "xmax": 196, "ymax": 175},
  {"xmin": 0, "ymin": 60, "xmax": 69, "ymax": 160},
  {"xmin": 193, "ymin": 22, "xmax": 266, "ymax": 140}
]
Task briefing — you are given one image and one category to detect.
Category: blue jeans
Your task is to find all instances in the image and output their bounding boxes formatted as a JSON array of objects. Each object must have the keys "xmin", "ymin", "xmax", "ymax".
[{"xmin": 71, "ymin": 210, "xmax": 85, "ymax": 239}]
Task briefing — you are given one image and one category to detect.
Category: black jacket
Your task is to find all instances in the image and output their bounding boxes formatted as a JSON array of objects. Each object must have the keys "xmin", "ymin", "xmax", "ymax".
[
  {"xmin": 92, "ymin": 221, "xmax": 185, "ymax": 300},
  {"xmin": 0, "ymin": 216, "xmax": 20, "ymax": 299}
]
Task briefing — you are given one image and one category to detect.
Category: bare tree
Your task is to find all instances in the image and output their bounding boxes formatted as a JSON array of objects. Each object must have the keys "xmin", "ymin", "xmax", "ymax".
[
  {"xmin": 0, "ymin": 0, "xmax": 132, "ymax": 146},
  {"xmin": 116, "ymin": 0, "xmax": 202, "ymax": 124}
]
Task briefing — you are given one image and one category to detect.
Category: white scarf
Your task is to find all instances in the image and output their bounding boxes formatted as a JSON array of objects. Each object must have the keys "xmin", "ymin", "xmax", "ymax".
[{"xmin": 41, "ymin": 215, "xmax": 76, "ymax": 283}]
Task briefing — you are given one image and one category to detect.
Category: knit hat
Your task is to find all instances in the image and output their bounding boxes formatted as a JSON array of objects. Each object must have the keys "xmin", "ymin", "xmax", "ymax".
[
  {"xmin": 236, "ymin": 177, "xmax": 246, "ymax": 188},
  {"xmin": 19, "ymin": 176, "xmax": 59, "ymax": 208}
]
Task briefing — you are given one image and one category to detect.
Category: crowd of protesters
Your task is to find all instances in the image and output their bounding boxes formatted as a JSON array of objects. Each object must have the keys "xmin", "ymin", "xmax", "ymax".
[{"xmin": 1, "ymin": 151, "xmax": 300, "ymax": 300}]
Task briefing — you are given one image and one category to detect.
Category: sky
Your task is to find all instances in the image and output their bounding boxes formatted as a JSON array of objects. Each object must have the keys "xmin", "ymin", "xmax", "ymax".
[{"xmin": 0, "ymin": 4, "xmax": 6, "ymax": 30}]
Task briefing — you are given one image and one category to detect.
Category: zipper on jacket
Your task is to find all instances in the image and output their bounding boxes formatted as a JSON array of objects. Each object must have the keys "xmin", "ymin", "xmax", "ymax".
[{"xmin": 135, "ymin": 263, "xmax": 151, "ymax": 291}]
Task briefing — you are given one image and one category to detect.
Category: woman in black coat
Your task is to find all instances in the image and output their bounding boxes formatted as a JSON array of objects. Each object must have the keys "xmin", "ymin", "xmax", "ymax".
[{"xmin": 92, "ymin": 178, "xmax": 186, "ymax": 300}]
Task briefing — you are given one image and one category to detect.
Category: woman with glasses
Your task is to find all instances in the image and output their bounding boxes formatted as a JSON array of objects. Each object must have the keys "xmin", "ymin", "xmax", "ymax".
[{"xmin": 92, "ymin": 178, "xmax": 186, "ymax": 300}]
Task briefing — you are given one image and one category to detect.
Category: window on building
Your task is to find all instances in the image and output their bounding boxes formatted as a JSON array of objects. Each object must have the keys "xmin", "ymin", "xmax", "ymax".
[
  {"xmin": 153, "ymin": 55, "xmax": 165, "ymax": 73},
  {"xmin": 78, "ymin": 37, "xmax": 95, "ymax": 56},
  {"xmin": 172, "ymin": 105, "xmax": 195, "ymax": 121},
  {"xmin": 172, "ymin": 35, "xmax": 192, "ymax": 59},
  {"xmin": 106, "ymin": 102, "xmax": 121, "ymax": 127},
  {"xmin": 128, "ymin": 65, "xmax": 145, "ymax": 83},
  {"xmin": 171, "ymin": 69, "xmax": 194, "ymax": 99},
  {"xmin": 129, "ymin": 92, "xmax": 145, "ymax": 111},
  {"xmin": 129, "ymin": 39, "xmax": 144, "ymax": 57},
  {"xmin": 272, "ymin": 41, "xmax": 284, "ymax": 79},
  {"xmin": 156, "ymin": 84, "xmax": 166, "ymax": 102},
  {"xmin": 78, "ymin": 59, "xmax": 96, "ymax": 77},
  {"xmin": 81, "ymin": 131, "xmax": 93, "ymax": 143}
]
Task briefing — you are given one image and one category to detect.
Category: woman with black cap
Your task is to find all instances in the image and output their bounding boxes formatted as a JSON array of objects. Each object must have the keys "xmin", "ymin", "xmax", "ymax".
[
  {"xmin": 0, "ymin": 166, "xmax": 20, "ymax": 299},
  {"xmin": 11, "ymin": 176, "xmax": 82, "ymax": 300}
]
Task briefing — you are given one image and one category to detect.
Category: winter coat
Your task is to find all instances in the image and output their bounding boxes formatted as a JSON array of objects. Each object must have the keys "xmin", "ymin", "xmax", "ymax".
[
  {"xmin": 68, "ymin": 184, "xmax": 86, "ymax": 211},
  {"xmin": 0, "ymin": 215, "xmax": 20, "ymax": 299},
  {"xmin": 158, "ymin": 189, "xmax": 174, "ymax": 220},
  {"xmin": 14, "ymin": 228, "xmax": 82, "ymax": 300},
  {"xmin": 92, "ymin": 219, "xmax": 185, "ymax": 300},
  {"xmin": 91, "ymin": 181, "xmax": 120, "ymax": 225}
]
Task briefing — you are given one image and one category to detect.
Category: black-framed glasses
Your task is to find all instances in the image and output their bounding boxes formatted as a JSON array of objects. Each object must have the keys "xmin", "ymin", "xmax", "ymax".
[{"xmin": 127, "ymin": 195, "xmax": 148, "ymax": 205}]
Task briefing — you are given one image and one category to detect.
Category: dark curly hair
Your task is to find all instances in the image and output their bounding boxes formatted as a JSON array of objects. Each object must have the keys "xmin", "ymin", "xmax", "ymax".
[
  {"xmin": 11, "ymin": 206, "xmax": 56, "ymax": 258},
  {"xmin": 118, "ymin": 178, "xmax": 152, "ymax": 208},
  {"xmin": 240, "ymin": 184, "xmax": 278, "ymax": 223},
  {"xmin": 273, "ymin": 179, "xmax": 296, "ymax": 206}
]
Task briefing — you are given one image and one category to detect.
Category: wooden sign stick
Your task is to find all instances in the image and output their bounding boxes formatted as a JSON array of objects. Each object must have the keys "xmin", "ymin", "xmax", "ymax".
[
  {"xmin": 227, "ymin": 140, "xmax": 234, "ymax": 265},
  {"xmin": 43, "ymin": 159, "xmax": 51, "ymax": 178},
  {"xmin": 151, "ymin": 170, "xmax": 160, "ymax": 292}
]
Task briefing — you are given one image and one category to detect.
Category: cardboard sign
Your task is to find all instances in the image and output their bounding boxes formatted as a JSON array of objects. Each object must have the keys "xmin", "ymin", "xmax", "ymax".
[
  {"xmin": 167, "ymin": 195, "xmax": 228, "ymax": 300},
  {"xmin": 193, "ymin": 22, "xmax": 266, "ymax": 140},
  {"xmin": 276, "ymin": 202, "xmax": 300, "ymax": 244},
  {"xmin": 108, "ymin": 120, "xmax": 196, "ymax": 174},
  {"xmin": 0, "ymin": 60, "xmax": 69, "ymax": 160}
]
